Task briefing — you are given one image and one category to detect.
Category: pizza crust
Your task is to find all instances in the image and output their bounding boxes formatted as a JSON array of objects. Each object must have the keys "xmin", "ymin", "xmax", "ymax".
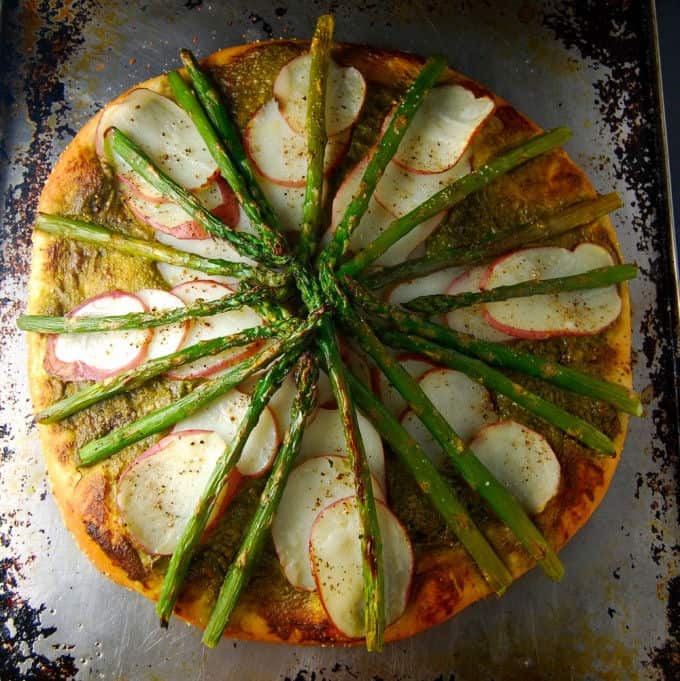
[{"xmin": 26, "ymin": 40, "xmax": 632, "ymax": 645}]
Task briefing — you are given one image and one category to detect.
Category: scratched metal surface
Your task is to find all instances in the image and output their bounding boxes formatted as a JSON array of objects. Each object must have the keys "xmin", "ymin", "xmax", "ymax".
[{"xmin": 1, "ymin": 1, "xmax": 678, "ymax": 679}]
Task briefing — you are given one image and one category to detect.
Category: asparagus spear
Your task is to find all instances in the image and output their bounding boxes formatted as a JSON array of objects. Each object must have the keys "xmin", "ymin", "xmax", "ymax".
[
  {"xmin": 157, "ymin": 350, "xmax": 302, "ymax": 626},
  {"xmin": 77, "ymin": 307, "xmax": 324, "ymax": 466},
  {"xmin": 345, "ymin": 278, "xmax": 643, "ymax": 416},
  {"xmin": 18, "ymin": 288, "xmax": 269, "ymax": 333},
  {"xmin": 179, "ymin": 49, "xmax": 282, "ymax": 231},
  {"xmin": 107, "ymin": 128, "xmax": 279, "ymax": 266},
  {"xmin": 36, "ymin": 320, "xmax": 294, "ymax": 423},
  {"xmin": 337, "ymin": 289, "xmax": 564, "ymax": 580},
  {"xmin": 404, "ymin": 264, "xmax": 638, "ymax": 315},
  {"xmin": 339, "ymin": 127, "xmax": 573, "ymax": 277},
  {"xmin": 297, "ymin": 14, "xmax": 334, "ymax": 262},
  {"xmin": 320, "ymin": 55, "xmax": 447, "ymax": 269},
  {"xmin": 382, "ymin": 330, "xmax": 616, "ymax": 455},
  {"xmin": 202, "ymin": 353, "xmax": 319, "ymax": 646},
  {"xmin": 167, "ymin": 70, "xmax": 289, "ymax": 259},
  {"xmin": 359, "ymin": 193, "xmax": 622, "ymax": 290},
  {"xmin": 34, "ymin": 213, "xmax": 286, "ymax": 288},
  {"xmin": 346, "ymin": 370, "xmax": 513, "ymax": 595}
]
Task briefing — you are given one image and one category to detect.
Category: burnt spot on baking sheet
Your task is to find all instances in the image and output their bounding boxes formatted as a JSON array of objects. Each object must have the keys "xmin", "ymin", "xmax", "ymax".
[{"xmin": 542, "ymin": 3, "xmax": 680, "ymax": 680}]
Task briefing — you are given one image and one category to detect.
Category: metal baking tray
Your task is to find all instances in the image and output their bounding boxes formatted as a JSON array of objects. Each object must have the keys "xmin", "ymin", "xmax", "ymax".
[{"xmin": 1, "ymin": 1, "xmax": 678, "ymax": 679}]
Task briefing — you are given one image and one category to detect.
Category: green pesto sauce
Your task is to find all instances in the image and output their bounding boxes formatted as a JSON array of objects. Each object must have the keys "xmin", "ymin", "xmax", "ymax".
[{"xmin": 46, "ymin": 43, "xmax": 622, "ymax": 601}]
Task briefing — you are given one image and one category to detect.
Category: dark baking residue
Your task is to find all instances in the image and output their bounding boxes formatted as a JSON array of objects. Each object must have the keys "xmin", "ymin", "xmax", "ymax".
[{"xmin": 542, "ymin": 3, "xmax": 680, "ymax": 680}]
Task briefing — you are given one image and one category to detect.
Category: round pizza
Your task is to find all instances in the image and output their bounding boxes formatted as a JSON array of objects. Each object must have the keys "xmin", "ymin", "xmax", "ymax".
[{"xmin": 21, "ymin": 15, "xmax": 640, "ymax": 649}]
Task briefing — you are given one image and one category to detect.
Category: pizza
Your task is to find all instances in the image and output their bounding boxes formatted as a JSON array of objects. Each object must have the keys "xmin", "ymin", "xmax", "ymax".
[{"xmin": 22, "ymin": 17, "xmax": 638, "ymax": 648}]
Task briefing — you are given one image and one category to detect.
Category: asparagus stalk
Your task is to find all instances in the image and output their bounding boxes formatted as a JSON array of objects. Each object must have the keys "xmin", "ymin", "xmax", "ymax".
[
  {"xmin": 320, "ymin": 55, "xmax": 447, "ymax": 270},
  {"xmin": 382, "ymin": 330, "xmax": 616, "ymax": 455},
  {"xmin": 359, "ymin": 193, "xmax": 622, "ymax": 290},
  {"xmin": 404, "ymin": 264, "xmax": 638, "ymax": 315},
  {"xmin": 107, "ymin": 128, "xmax": 279, "ymax": 265},
  {"xmin": 157, "ymin": 350, "xmax": 302, "ymax": 626},
  {"xmin": 337, "ymin": 290, "xmax": 564, "ymax": 580},
  {"xmin": 167, "ymin": 70, "xmax": 288, "ymax": 259},
  {"xmin": 77, "ymin": 307, "xmax": 324, "ymax": 466},
  {"xmin": 339, "ymin": 127, "xmax": 573, "ymax": 277},
  {"xmin": 34, "ymin": 213, "xmax": 286, "ymax": 288},
  {"xmin": 179, "ymin": 49, "xmax": 282, "ymax": 231},
  {"xmin": 346, "ymin": 370, "xmax": 513, "ymax": 595},
  {"xmin": 18, "ymin": 288, "xmax": 269, "ymax": 334},
  {"xmin": 36, "ymin": 320, "xmax": 294, "ymax": 423},
  {"xmin": 202, "ymin": 353, "xmax": 319, "ymax": 646},
  {"xmin": 345, "ymin": 278, "xmax": 643, "ymax": 416},
  {"xmin": 297, "ymin": 14, "xmax": 334, "ymax": 262}
]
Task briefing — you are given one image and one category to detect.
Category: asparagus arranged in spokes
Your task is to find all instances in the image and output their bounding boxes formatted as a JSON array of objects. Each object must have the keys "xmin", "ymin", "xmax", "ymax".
[
  {"xmin": 360, "ymin": 193, "xmax": 624, "ymax": 289},
  {"xmin": 404, "ymin": 264, "xmax": 638, "ymax": 315},
  {"xmin": 382, "ymin": 330, "xmax": 616, "ymax": 454},
  {"xmin": 202, "ymin": 353, "xmax": 319, "ymax": 646},
  {"xmin": 34, "ymin": 213, "xmax": 286, "ymax": 287},
  {"xmin": 77, "ymin": 308, "xmax": 324, "ymax": 466},
  {"xmin": 346, "ymin": 370, "xmax": 514, "ymax": 594},
  {"xmin": 167, "ymin": 70, "xmax": 288, "ymax": 258},
  {"xmin": 179, "ymin": 49, "xmax": 282, "ymax": 232},
  {"xmin": 107, "ymin": 128, "xmax": 283, "ymax": 266},
  {"xmin": 298, "ymin": 13, "xmax": 334, "ymax": 262},
  {"xmin": 24, "ymin": 14, "xmax": 648, "ymax": 652},
  {"xmin": 336, "ymin": 291, "xmax": 564, "ymax": 580},
  {"xmin": 339, "ymin": 127, "xmax": 573, "ymax": 277},
  {"xmin": 345, "ymin": 278, "xmax": 642, "ymax": 416},
  {"xmin": 157, "ymin": 350, "xmax": 303, "ymax": 626},
  {"xmin": 18, "ymin": 287, "xmax": 269, "ymax": 333},
  {"xmin": 36, "ymin": 320, "xmax": 295, "ymax": 423}
]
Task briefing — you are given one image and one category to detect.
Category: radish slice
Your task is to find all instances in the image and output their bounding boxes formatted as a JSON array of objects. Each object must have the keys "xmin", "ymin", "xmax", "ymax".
[
  {"xmin": 134, "ymin": 289, "xmax": 189, "ymax": 360},
  {"xmin": 117, "ymin": 430, "xmax": 240, "ymax": 555},
  {"xmin": 310, "ymin": 496, "xmax": 413, "ymax": 638},
  {"xmin": 386, "ymin": 266, "xmax": 464, "ymax": 305},
  {"xmin": 299, "ymin": 408, "xmax": 386, "ymax": 492},
  {"xmin": 331, "ymin": 157, "xmax": 444, "ymax": 267},
  {"xmin": 273, "ymin": 54, "xmax": 366, "ymax": 136},
  {"xmin": 483, "ymin": 243, "xmax": 622, "ymax": 339},
  {"xmin": 400, "ymin": 367, "xmax": 497, "ymax": 468},
  {"xmin": 374, "ymin": 153, "xmax": 471, "ymax": 215},
  {"xmin": 272, "ymin": 455, "xmax": 385, "ymax": 591},
  {"xmin": 245, "ymin": 99, "xmax": 350, "ymax": 188},
  {"xmin": 171, "ymin": 389, "xmax": 280, "ymax": 477},
  {"xmin": 392, "ymin": 85, "xmax": 494, "ymax": 174},
  {"xmin": 46, "ymin": 291, "xmax": 151, "ymax": 382},
  {"xmin": 446, "ymin": 266, "xmax": 515, "ymax": 342},
  {"xmin": 97, "ymin": 88, "xmax": 218, "ymax": 190},
  {"xmin": 167, "ymin": 280, "xmax": 264, "ymax": 379},
  {"xmin": 376, "ymin": 354, "xmax": 435, "ymax": 418},
  {"xmin": 122, "ymin": 178, "xmax": 240, "ymax": 240},
  {"xmin": 469, "ymin": 420, "xmax": 561, "ymax": 514}
]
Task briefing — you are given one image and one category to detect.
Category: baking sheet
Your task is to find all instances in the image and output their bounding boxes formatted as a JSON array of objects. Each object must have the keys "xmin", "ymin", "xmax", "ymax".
[{"xmin": 1, "ymin": 1, "xmax": 678, "ymax": 679}]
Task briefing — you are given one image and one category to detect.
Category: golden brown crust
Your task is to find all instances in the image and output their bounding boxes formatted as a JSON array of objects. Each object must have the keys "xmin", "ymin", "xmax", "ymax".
[{"xmin": 26, "ymin": 40, "xmax": 632, "ymax": 645}]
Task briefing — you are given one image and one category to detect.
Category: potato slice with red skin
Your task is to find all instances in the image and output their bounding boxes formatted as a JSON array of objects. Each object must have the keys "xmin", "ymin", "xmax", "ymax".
[
  {"xmin": 171, "ymin": 389, "xmax": 281, "ymax": 477},
  {"xmin": 273, "ymin": 53, "xmax": 366, "ymax": 136},
  {"xmin": 385, "ymin": 266, "xmax": 464, "ymax": 306},
  {"xmin": 117, "ymin": 429, "xmax": 242, "ymax": 555},
  {"xmin": 391, "ymin": 84, "xmax": 494, "ymax": 174},
  {"xmin": 310, "ymin": 496, "xmax": 414, "ymax": 639},
  {"xmin": 469, "ymin": 420, "xmax": 561, "ymax": 514},
  {"xmin": 45, "ymin": 291, "xmax": 152, "ymax": 381},
  {"xmin": 245, "ymin": 99, "xmax": 351, "ymax": 187},
  {"xmin": 135, "ymin": 288, "xmax": 190, "ymax": 360},
  {"xmin": 400, "ymin": 367, "xmax": 497, "ymax": 468},
  {"xmin": 96, "ymin": 88, "xmax": 218, "ymax": 190},
  {"xmin": 446, "ymin": 266, "xmax": 515, "ymax": 342},
  {"xmin": 272, "ymin": 455, "xmax": 385, "ymax": 591},
  {"xmin": 482, "ymin": 243, "xmax": 622, "ymax": 339},
  {"xmin": 373, "ymin": 353, "xmax": 436, "ymax": 419},
  {"xmin": 166, "ymin": 280, "xmax": 264, "ymax": 380}
]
